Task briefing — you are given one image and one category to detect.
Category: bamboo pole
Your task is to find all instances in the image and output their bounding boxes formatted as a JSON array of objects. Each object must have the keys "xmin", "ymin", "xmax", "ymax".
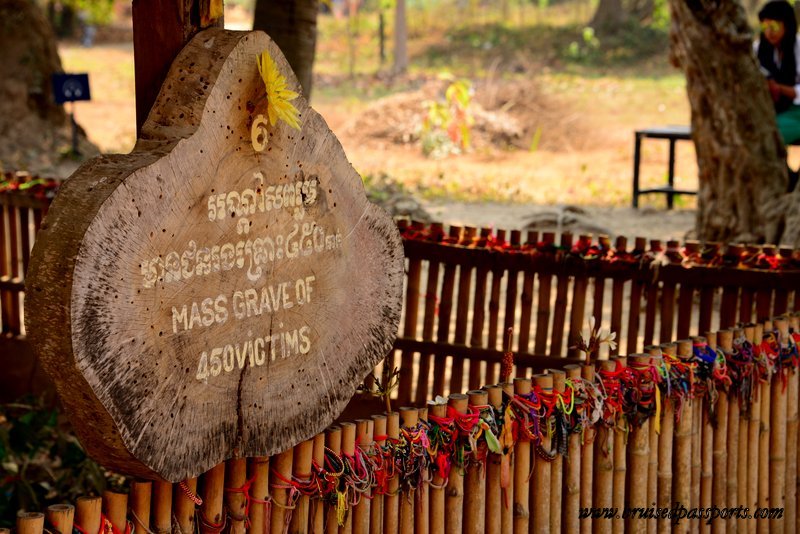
[
  {"xmin": 130, "ymin": 481, "xmax": 152, "ymax": 534},
  {"xmin": 428, "ymin": 402, "xmax": 447, "ymax": 534},
  {"xmin": 16, "ymin": 513, "xmax": 44, "ymax": 534},
  {"xmin": 102, "ymin": 491, "xmax": 128, "ymax": 534},
  {"xmin": 384, "ymin": 413, "xmax": 400, "ymax": 534},
  {"xmin": 719, "ymin": 330, "xmax": 741, "ymax": 534},
  {"xmin": 417, "ymin": 406, "xmax": 430, "ymax": 534},
  {"xmin": 532, "ymin": 374, "xmax": 553, "ymax": 533},
  {"xmin": 580, "ymin": 365, "xmax": 595, "ymax": 534},
  {"xmin": 673, "ymin": 340, "xmax": 694, "ymax": 534},
  {"xmin": 732, "ymin": 329, "xmax": 748, "ymax": 534},
  {"xmin": 789, "ymin": 315, "xmax": 800, "ymax": 534},
  {"xmin": 757, "ymin": 321, "xmax": 771, "ymax": 534},
  {"xmin": 627, "ymin": 354, "xmax": 652, "ymax": 534},
  {"xmin": 465, "ymin": 390, "xmax": 488, "ymax": 534},
  {"xmin": 513, "ymin": 378, "xmax": 532, "ymax": 534},
  {"xmin": 399, "ymin": 408, "xmax": 419, "ymax": 534},
  {"xmin": 501, "ymin": 381, "xmax": 514, "ymax": 534},
  {"xmin": 699, "ymin": 334, "xmax": 715, "ymax": 534},
  {"xmin": 446, "ymin": 393, "xmax": 468, "ymax": 534},
  {"xmin": 201, "ymin": 463, "xmax": 226, "ymax": 534},
  {"xmin": 226, "ymin": 459, "xmax": 248, "ymax": 534},
  {"xmin": 352, "ymin": 420, "xmax": 374, "ymax": 534},
  {"xmin": 548, "ymin": 369, "xmax": 566, "ymax": 534},
  {"xmin": 611, "ymin": 357, "xmax": 627, "ymax": 534},
  {"xmin": 742, "ymin": 325, "xmax": 760, "ymax": 534},
  {"xmin": 46, "ymin": 504, "xmax": 74, "ymax": 534},
  {"xmin": 312, "ymin": 434, "xmax": 326, "ymax": 534},
  {"xmin": 370, "ymin": 415, "xmax": 387, "ymax": 534},
  {"xmin": 594, "ymin": 361, "xmax": 615, "ymax": 534},
  {"xmin": 657, "ymin": 343, "xmax": 676, "ymax": 534},
  {"xmin": 770, "ymin": 318, "xmax": 789, "ymax": 532},
  {"xmin": 272, "ymin": 448, "xmax": 296, "ymax": 534},
  {"xmin": 339, "ymin": 422, "xmax": 357, "ymax": 534},
  {"xmin": 73, "ymin": 496, "xmax": 100, "ymax": 533},
  {"xmin": 485, "ymin": 385, "xmax": 503, "ymax": 534},
  {"xmin": 250, "ymin": 458, "xmax": 271, "ymax": 534},
  {"xmin": 563, "ymin": 365, "xmax": 582, "ymax": 534},
  {"xmin": 645, "ymin": 347, "xmax": 661, "ymax": 534},
  {"xmin": 290, "ymin": 440, "xmax": 314, "ymax": 534},
  {"xmin": 173, "ymin": 478, "xmax": 198, "ymax": 534},
  {"xmin": 152, "ymin": 481, "xmax": 173, "ymax": 534},
  {"xmin": 327, "ymin": 427, "xmax": 343, "ymax": 534}
]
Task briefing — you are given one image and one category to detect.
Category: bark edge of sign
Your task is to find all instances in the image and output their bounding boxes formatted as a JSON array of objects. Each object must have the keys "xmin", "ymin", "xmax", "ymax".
[{"xmin": 25, "ymin": 29, "xmax": 404, "ymax": 481}]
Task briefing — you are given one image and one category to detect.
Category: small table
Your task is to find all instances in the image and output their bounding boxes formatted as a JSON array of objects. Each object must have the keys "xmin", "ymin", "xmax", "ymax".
[{"xmin": 632, "ymin": 125, "xmax": 695, "ymax": 209}]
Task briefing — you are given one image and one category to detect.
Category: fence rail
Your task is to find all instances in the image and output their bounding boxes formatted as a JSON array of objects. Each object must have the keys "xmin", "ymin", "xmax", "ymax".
[
  {"xmin": 388, "ymin": 220, "xmax": 800, "ymax": 404},
  {"xmin": 10, "ymin": 316, "xmax": 800, "ymax": 534}
]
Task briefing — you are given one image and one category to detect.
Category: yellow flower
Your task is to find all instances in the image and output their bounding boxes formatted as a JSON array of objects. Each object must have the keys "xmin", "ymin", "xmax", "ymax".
[{"xmin": 256, "ymin": 50, "xmax": 301, "ymax": 130}]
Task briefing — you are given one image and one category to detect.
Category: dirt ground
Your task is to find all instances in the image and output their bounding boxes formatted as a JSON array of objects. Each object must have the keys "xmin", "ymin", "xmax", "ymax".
[{"xmin": 54, "ymin": 40, "xmax": 700, "ymax": 242}]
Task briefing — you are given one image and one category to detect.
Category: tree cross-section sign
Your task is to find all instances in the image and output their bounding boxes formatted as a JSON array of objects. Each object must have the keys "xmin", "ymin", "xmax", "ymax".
[{"xmin": 26, "ymin": 30, "xmax": 404, "ymax": 482}]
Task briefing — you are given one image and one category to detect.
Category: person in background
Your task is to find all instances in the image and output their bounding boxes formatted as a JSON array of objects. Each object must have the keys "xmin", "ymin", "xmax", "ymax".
[{"xmin": 756, "ymin": 0, "xmax": 800, "ymax": 190}]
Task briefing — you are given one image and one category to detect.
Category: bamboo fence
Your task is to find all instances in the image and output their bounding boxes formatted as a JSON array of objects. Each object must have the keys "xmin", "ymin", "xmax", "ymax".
[{"xmin": 11, "ymin": 316, "xmax": 800, "ymax": 534}]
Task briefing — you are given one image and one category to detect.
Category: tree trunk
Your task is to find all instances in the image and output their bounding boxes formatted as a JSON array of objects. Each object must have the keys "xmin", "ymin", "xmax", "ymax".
[
  {"xmin": 590, "ymin": 0, "xmax": 626, "ymax": 34},
  {"xmin": 393, "ymin": 0, "xmax": 408, "ymax": 75},
  {"xmin": 252, "ymin": 0, "xmax": 319, "ymax": 99},
  {"xmin": 669, "ymin": 0, "xmax": 789, "ymax": 244}
]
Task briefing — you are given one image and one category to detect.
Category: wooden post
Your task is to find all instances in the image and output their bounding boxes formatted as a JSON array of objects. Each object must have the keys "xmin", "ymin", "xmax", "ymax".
[
  {"xmin": 290, "ymin": 440, "xmax": 314, "ymax": 534},
  {"xmin": 384, "ymin": 413, "xmax": 400, "ymax": 534},
  {"xmin": 465, "ymin": 390, "xmax": 488, "ymax": 534},
  {"xmin": 594, "ymin": 361, "xmax": 615, "ymax": 534},
  {"xmin": 102, "ymin": 491, "xmax": 128, "ymax": 534},
  {"xmin": 428, "ymin": 402, "xmax": 447, "ymax": 534},
  {"xmin": 657, "ymin": 343, "xmax": 675, "ymax": 534},
  {"xmin": 446, "ymin": 393, "xmax": 468, "ymax": 534},
  {"xmin": 132, "ymin": 0, "xmax": 224, "ymax": 134},
  {"xmin": 248, "ymin": 458, "xmax": 270, "ymax": 534},
  {"xmin": 16, "ymin": 513, "xmax": 44, "ymax": 534},
  {"xmin": 627, "ymin": 355, "xmax": 652, "ymax": 534},
  {"xmin": 352, "ymin": 420, "xmax": 374, "ymax": 534},
  {"xmin": 130, "ymin": 481, "xmax": 152, "ymax": 534},
  {"xmin": 513, "ymin": 378, "xmax": 532, "ymax": 534},
  {"xmin": 173, "ymin": 478, "xmax": 198, "ymax": 534},
  {"xmin": 339, "ymin": 423, "xmax": 357, "ymax": 534},
  {"xmin": 563, "ymin": 365, "xmax": 582, "ymax": 534},
  {"xmin": 272, "ymin": 449, "xmax": 296, "ymax": 534},
  {"xmin": 46, "ymin": 505, "xmax": 74, "ymax": 534},
  {"xmin": 770, "ymin": 318, "xmax": 789, "ymax": 531},
  {"xmin": 485, "ymin": 385, "xmax": 504, "ymax": 534},
  {"xmin": 579, "ymin": 365, "xmax": 595, "ymax": 534},
  {"xmin": 370, "ymin": 415, "xmax": 387, "ymax": 534},
  {"xmin": 399, "ymin": 408, "xmax": 419, "ymax": 533},
  {"xmin": 201, "ymin": 463, "xmax": 226, "ymax": 534},
  {"xmin": 326, "ymin": 427, "xmax": 343, "ymax": 534},
  {"xmin": 73, "ymin": 498, "xmax": 98, "ymax": 534},
  {"xmin": 532, "ymin": 374, "xmax": 553, "ymax": 533},
  {"xmin": 547, "ymin": 369, "xmax": 566, "ymax": 534},
  {"xmin": 673, "ymin": 340, "xmax": 694, "ymax": 534}
]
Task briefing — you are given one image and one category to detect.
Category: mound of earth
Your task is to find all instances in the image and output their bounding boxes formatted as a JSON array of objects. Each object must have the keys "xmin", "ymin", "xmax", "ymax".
[
  {"xmin": 0, "ymin": 0, "xmax": 97, "ymax": 176},
  {"xmin": 341, "ymin": 78, "xmax": 593, "ymax": 153}
]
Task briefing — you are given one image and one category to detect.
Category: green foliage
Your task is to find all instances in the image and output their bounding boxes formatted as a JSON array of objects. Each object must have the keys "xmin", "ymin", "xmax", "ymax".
[
  {"xmin": 65, "ymin": 0, "xmax": 115, "ymax": 25},
  {"xmin": 565, "ymin": 26, "xmax": 601, "ymax": 62},
  {"xmin": 421, "ymin": 76, "xmax": 475, "ymax": 158},
  {"xmin": 0, "ymin": 399, "xmax": 121, "ymax": 527}
]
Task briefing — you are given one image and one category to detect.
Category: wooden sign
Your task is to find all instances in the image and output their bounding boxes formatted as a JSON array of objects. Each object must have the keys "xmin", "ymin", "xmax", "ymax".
[{"xmin": 25, "ymin": 29, "xmax": 404, "ymax": 482}]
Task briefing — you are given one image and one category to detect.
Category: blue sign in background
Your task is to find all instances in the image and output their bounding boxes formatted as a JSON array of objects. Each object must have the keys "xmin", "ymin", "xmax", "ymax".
[{"xmin": 52, "ymin": 73, "xmax": 91, "ymax": 104}]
